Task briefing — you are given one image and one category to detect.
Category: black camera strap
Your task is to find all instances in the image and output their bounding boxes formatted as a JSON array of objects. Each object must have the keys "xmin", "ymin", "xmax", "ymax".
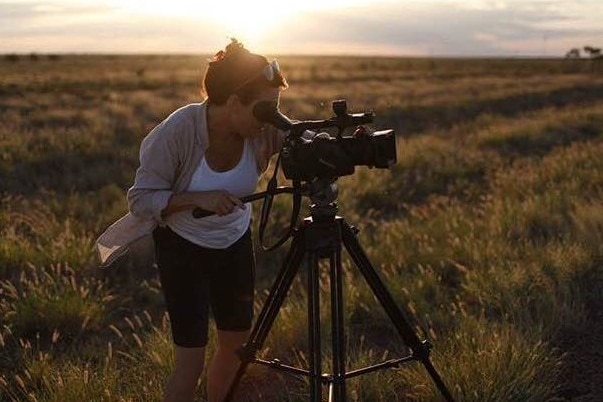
[{"xmin": 258, "ymin": 153, "xmax": 302, "ymax": 251}]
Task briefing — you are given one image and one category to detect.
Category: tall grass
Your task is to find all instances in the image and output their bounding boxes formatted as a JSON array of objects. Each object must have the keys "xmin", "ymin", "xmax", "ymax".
[{"xmin": 1, "ymin": 55, "xmax": 603, "ymax": 401}]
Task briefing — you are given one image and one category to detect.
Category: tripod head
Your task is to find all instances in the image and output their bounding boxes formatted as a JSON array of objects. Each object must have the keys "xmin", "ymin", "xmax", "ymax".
[{"xmin": 302, "ymin": 178, "xmax": 340, "ymax": 223}]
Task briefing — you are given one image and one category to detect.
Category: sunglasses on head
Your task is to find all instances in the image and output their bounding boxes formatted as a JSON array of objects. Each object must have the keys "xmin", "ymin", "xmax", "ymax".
[{"xmin": 261, "ymin": 60, "xmax": 280, "ymax": 81}]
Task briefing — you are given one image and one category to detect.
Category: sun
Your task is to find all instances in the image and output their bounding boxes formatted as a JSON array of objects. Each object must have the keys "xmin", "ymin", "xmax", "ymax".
[
  {"xmin": 111, "ymin": 0, "xmax": 380, "ymax": 48},
  {"xmin": 202, "ymin": 3, "xmax": 293, "ymax": 44},
  {"xmin": 113, "ymin": 1, "xmax": 298, "ymax": 44}
]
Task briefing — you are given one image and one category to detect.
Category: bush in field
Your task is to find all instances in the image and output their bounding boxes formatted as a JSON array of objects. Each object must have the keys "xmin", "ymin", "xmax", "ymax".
[
  {"xmin": 0, "ymin": 264, "xmax": 110, "ymax": 340},
  {"xmin": 0, "ymin": 196, "xmax": 98, "ymax": 276}
]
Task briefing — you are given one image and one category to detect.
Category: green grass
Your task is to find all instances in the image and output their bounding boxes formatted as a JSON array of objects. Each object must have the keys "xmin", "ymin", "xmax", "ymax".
[{"xmin": 1, "ymin": 54, "xmax": 603, "ymax": 401}]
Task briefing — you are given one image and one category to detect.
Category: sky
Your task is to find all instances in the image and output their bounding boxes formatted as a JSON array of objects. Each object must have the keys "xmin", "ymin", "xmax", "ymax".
[{"xmin": 1, "ymin": 0, "xmax": 602, "ymax": 57}]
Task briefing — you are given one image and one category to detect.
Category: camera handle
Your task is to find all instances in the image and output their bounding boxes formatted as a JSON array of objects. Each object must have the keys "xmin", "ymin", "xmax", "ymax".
[
  {"xmin": 190, "ymin": 187, "xmax": 294, "ymax": 219},
  {"xmin": 252, "ymin": 99, "xmax": 375, "ymax": 138}
]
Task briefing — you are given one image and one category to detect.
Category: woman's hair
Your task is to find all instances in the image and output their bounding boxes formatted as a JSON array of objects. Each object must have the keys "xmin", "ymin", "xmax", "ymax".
[{"xmin": 202, "ymin": 38, "xmax": 287, "ymax": 105}]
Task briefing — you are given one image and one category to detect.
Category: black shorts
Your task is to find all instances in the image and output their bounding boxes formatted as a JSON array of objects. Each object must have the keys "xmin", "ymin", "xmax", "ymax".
[{"xmin": 153, "ymin": 226, "xmax": 255, "ymax": 348}]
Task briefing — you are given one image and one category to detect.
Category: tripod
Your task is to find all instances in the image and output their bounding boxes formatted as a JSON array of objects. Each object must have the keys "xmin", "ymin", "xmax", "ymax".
[{"xmin": 223, "ymin": 187, "xmax": 455, "ymax": 402}]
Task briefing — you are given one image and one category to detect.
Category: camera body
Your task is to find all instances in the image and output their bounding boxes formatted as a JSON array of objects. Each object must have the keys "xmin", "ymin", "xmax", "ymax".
[{"xmin": 281, "ymin": 128, "xmax": 396, "ymax": 181}]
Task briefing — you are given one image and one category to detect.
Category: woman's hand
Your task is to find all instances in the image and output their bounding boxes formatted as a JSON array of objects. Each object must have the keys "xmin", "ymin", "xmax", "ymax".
[
  {"xmin": 161, "ymin": 190, "xmax": 245, "ymax": 218},
  {"xmin": 192, "ymin": 190, "xmax": 246, "ymax": 216}
]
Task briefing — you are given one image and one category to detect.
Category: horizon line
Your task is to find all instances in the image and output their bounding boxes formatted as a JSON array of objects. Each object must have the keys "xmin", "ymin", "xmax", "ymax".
[{"xmin": 0, "ymin": 51, "xmax": 575, "ymax": 60}]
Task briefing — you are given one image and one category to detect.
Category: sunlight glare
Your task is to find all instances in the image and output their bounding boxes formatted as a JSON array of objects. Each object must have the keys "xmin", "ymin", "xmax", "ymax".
[{"xmin": 113, "ymin": 0, "xmax": 382, "ymax": 46}]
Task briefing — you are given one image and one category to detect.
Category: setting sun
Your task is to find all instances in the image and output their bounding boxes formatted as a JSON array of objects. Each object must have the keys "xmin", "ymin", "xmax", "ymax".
[{"xmin": 110, "ymin": 0, "xmax": 382, "ymax": 48}]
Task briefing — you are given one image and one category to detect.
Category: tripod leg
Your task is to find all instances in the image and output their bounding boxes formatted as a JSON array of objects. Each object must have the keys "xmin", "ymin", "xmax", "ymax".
[
  {"xmin": 329, "ymin": 248, "xmax": 346, "ymax": 401},
  {"xmin": 341, "ymin": 222, "xmax": 455, "ymax": 402},
  {"xmin": 252, "ymin": 233, "xmax": 307, "ymax": 344},
  {"xmin": 223, "ymin": 230, "xmax": 307, "ymax": 402},
  {"xmin": 307, "ymin": 252, "xmax": 322, "ymax": 402}
]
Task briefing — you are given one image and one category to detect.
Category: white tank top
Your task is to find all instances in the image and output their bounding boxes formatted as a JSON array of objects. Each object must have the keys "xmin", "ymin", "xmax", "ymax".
[{"xmin": 166, "ymin": 139, "xmax": 259, "ymax": 249}]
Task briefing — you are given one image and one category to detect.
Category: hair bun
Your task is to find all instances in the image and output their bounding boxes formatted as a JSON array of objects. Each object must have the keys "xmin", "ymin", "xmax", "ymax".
[{"xmin": 212, "ymin": 38, "xmax": 248, "ymax": 63}]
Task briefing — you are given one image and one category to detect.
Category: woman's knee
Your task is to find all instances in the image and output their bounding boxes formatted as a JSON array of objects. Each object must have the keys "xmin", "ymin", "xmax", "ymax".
[{"xmin": 216, "ymin": 330, "xmax": 249, "ymax": 353}]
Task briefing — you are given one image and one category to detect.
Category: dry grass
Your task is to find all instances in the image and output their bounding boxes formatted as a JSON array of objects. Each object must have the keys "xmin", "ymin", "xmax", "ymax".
[{"xmin": 1, "ymin": 54, "xmax": 603, "ymax": 401}]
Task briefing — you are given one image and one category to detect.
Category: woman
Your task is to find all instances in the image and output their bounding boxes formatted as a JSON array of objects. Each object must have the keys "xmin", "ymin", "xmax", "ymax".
[{"xmin": 97, "ymin": 39, "xmax": 288, "ymax": 402}]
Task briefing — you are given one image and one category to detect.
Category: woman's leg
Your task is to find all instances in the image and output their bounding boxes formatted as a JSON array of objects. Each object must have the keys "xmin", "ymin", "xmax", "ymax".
[
  {"xmin": 207, "ymin": 329, "xmax": 250, "ymax": 402},
  {"xmin": 153, "ymin": 226, "xmax": 212, "ymax": 402},
  {"xmin": 164, "ymin": 345, "xmax": 206, "ymax": 402},
  {"xmin": 206, "ymin": 229, "xmax": 255, "ymax": 401}
]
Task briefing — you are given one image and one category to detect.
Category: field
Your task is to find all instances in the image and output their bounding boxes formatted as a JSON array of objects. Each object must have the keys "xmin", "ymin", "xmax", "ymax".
[{"xmin": 1, "ymin": 54, "xmax": 603, "ymax": 401}]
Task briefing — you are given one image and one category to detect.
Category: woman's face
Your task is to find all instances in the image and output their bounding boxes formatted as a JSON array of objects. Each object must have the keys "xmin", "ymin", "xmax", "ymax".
[{"xmin": 231, "ymin": 87, "xmax": 280, "ymax": 138}]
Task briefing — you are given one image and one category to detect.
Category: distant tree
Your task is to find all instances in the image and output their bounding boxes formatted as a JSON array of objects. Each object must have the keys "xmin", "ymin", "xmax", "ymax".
[
  {"xmin": 583, "ymin": 46, "xmax": 602, "ymax": 59},
  {"xmin": 565, "ymin": 48, "xmax": 581, "ymax": 59},
  {"xmin": 583, "ymin": 46, "xmax": 602, "ymax": 73}
]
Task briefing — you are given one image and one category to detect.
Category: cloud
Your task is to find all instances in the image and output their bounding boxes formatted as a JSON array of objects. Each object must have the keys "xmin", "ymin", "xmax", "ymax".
[
  {"xmin": 0, "ymin": 1, "xmax": 118, "ymax": 37},
  {"xmin": 263, "ymin": 1, "xmax": 603, "ymax": 56},
  {"xmin": 0, "ymin": 1, "xmax": 113, "ymax": 22},
  {"xmin": 0, "ymin": 1, "xmax": 226, "ymax": 53}
]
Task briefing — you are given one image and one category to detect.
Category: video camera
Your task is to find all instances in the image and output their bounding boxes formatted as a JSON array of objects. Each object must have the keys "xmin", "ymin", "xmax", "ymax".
[
  {"xmin": 252, "ymin": 99, "xmax": 396, "ymax": 182},
  {"xmin": 193, "ymin": 99, "xmax": 397, "ymax": 249}
]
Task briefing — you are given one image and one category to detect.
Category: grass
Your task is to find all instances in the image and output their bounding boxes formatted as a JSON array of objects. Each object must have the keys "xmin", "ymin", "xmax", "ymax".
[{"xmin": 1, "ymin": 54, "xmax": 603, "ymax": 401}]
